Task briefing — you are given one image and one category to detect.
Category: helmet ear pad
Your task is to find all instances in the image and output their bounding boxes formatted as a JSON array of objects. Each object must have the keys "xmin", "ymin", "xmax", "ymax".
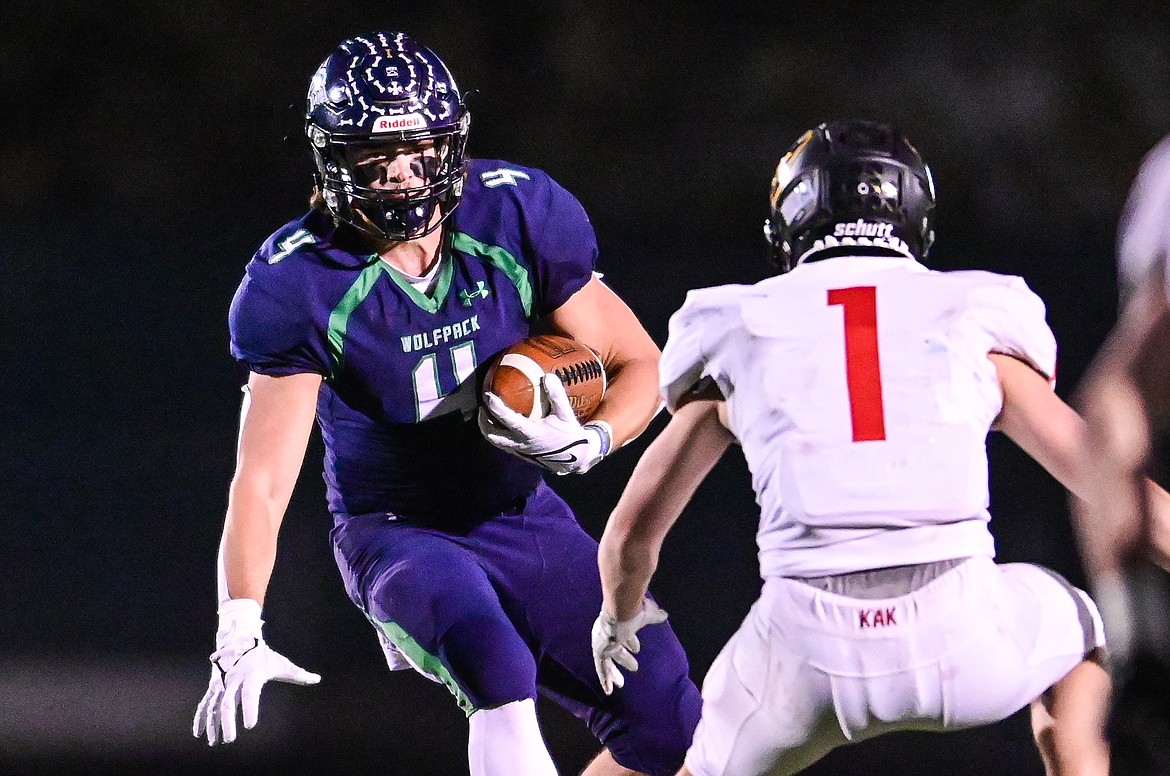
[
  {"xmin": 304, "ymin": 32, "xmax": 471, "ymax": 243},
  {"xmin": 766, "ymin": 120, "xmax": 936, "ymax": 272}
]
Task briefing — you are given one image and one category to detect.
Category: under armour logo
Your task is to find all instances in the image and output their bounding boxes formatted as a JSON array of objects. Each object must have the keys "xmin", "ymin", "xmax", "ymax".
[
  {"xmin": 459, "ymin": 281, "xmax": 490, "ymax": 306},
  {"xmin": 480, "ymin": 168, "xmax": 531, "ymax": 188}
]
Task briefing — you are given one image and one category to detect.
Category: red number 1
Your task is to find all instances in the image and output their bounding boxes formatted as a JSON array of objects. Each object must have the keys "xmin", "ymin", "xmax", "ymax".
[{"xmin": 827, "ymin": 286, "xmax": 886, "ymax": 442}]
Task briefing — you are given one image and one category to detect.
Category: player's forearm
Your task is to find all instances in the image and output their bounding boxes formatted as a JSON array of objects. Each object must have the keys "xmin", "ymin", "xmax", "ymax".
[
  {"xmin": 1075, "ymin": 368, "xmax": 1153, "ymax": 579},
  {"xmin": 220, "ymin": 479, "xmax": 289, "ymax": 604},
  {"xmin": 599, "ymin": 440, "xmax": 682, "ymax": 621},
  {"xmin": 219, "ymin": 372, "xmax": 320, "ymax": 605},
  {"xmin": 543, "ymin": 275, "xmax": 662, "ymax": 448},
  {"xmin": 599, "ymin": 529, "xmax": 661, "ymax": 623},
  {"xmin": 600, "ymin": 400, "xmax": 733, "ymax": 620},
  {"xmin": 1074, "ymin": 279, "xmax": 1170, "ymax": 578},
  {"xmin": 591, "ymin": 351, "xmax": 661, "ymax": 448}
]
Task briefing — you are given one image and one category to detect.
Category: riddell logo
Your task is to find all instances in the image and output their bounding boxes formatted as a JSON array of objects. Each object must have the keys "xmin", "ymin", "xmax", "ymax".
[
  {"xmin": 834, "ymin": 220, "xmax": 894, "ymax": 238},
  {"xmin": 373, "ymin": 114, "xmax": 426, "ymax": 133}
]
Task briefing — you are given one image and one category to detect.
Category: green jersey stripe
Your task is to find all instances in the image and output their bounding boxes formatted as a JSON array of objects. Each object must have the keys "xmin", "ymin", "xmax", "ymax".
[
  {"xmin": 373, "ymin": 618, "xmax": 477, "ymax": 716},
  {"xmin": 450, "ymin": 231, "xmax": 533, "ymax": 319},
  {"xmin": 327, "ymin": 261, "xmax": 388, "ymax": 375}
]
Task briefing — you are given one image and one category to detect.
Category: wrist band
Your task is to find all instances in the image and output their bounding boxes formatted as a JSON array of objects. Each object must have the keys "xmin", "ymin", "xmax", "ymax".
[{"xmin": 584, "ymin": 420, "xmax": 614, "ymax": 458}]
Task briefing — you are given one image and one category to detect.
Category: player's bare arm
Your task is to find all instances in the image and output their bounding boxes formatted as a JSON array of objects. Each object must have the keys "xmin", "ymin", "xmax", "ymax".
[
  {"xmin": 479, "ymin": 277, "xmax": 660, "ymax": 475},
  {"xmin": 990, "ymin": 354, "xmax": 1090, "ymax": 498},
  {"xmin": 592, "ymin": 396, "xmax": 733, "ymax": 695},
  {"xmin": 1074, "ymin": 271, "xmax": 1170, "ymax": 577},
  {"xmin": 545, "ymin": 276, "xmax": 661, "ymax": 447},
  {"xmin": 222, "ymin": 371, "xmax": 322, "ymax": 603},
  {"xmin": 993, "ymin": 350, "xmax": 1170, "ymax": 505},
  {"xmin": 598, "ymin": 396, "xmax": 735, "ymax": 621},
  {"xmin": 193, "ymin": 370, "xmax": 323, "ymax": 746}
]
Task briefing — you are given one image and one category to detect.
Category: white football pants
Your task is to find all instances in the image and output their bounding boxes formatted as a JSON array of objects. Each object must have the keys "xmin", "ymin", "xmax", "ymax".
[{"xmin": 685, "ymin": 556, "xmax": 1104, "ymax": 776}]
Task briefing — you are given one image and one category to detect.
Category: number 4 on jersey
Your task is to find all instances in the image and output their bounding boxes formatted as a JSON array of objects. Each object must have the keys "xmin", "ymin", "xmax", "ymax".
[
  {"xmin": 828, "ymin": 286, "xmax": 886, "ymax": 442},
  {"xmin": 411, "ymin": 342, "xmax": 478, "ymax": 421}
]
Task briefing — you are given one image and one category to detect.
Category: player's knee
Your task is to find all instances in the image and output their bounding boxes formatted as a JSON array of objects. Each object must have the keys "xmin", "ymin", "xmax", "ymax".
[
  {"xmin": 440, "ymin": 613, "xmax": 538, "ymax": 708},
  {"xmin": 1030, "ymin": 660, "xmax": 1111, "ymax": 776},
  {"xmin": 600, "ymin": 674, "xmax": 701, "ymax": 776},
  {"xmin": 603, "ymin": 717, "xmax": 694, "ymax": 776},
  {"xmin": 366, "ymin": 572, "xmax": 538, "ymax": 710}
]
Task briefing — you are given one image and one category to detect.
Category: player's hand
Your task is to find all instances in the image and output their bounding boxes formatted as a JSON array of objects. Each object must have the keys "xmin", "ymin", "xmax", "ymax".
[
  {"xmin": 192, "ymin": 599, "xmax": 320, "ymax": 746},
  {"xmin": 479, "ymin": 373, "xmax": 612, "ymax": 475},
  {"xmin": 591, "ymin": 598, "xmax": 669, "ymax": 695}
]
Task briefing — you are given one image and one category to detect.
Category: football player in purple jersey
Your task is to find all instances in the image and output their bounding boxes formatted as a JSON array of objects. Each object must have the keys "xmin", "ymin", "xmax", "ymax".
[{"xmin": 191, "ymin": 31, "xmax": 699, "ymax": 776}]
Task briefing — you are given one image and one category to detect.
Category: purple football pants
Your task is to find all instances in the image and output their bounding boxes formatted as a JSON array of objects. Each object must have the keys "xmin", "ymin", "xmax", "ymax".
[{"xmin": 330, "ymin": 481, "xmax": 700, "ymax": 776}]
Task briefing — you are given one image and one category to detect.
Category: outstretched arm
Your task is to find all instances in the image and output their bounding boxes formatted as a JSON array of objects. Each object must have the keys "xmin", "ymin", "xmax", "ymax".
[
  {"xmin": 990, "ymin": 353, "xmax": 1090, "ymax": 499},
  {"xmin": 194, "ymin": 370, "xmax": 323, "ymax": 746},
  {"xmin": 592, "ymin": 395, "xmax": 734, "ymax": 694},
  {"xmin": 1072, "ymin": 274, "xmax": 1170, "ymax": 579},
  {"xmin": 992, "ymin": 350, "xmax": 1170, "ymax": 570},
  {"xmin": 599, "ymin": 397, "xmax": 735, "ymax": 621}
]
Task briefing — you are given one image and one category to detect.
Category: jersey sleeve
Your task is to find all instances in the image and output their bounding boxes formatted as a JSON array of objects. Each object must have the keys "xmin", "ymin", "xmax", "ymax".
[
  {"xmin": 659, "ymin": 287, "xmax": 744, "ymax": 411},
  {"xmin": 969, "ymin": 275, "xmax": 1057, "ymax": 387},
  {"xmin": 229, "ymin": 256, "xmax": 332, "ymax": 378},
  {"xmin": 528, "ymin": 174, "xmax": 598, "ymax": 315}
]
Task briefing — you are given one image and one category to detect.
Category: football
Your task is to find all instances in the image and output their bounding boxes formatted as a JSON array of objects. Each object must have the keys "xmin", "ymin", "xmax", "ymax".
[{"xmin": 483, "ymin": 335, "xmax": 607, "ymax": 422}]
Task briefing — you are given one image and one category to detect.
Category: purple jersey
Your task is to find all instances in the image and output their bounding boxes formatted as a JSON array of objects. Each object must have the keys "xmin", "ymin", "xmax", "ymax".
[{"xmin": 229, "ymin": 159, "xmax": 597, "ymax": 520}]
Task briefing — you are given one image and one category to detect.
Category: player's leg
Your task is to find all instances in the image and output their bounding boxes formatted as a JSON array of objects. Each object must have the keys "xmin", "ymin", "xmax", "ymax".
[
  {"xmin": 471, "ymin": 483, "xmax": 700, "ymax": 776},
  {"xmin": 1030, "ymin": 653, "xmax": 1110, "ymax": 776},
  {"xmin": 331, "ymin": 513, "xmax": 556, "ymax": 776},
  {"xmin": 985, "ymin": 562, "xmax": 1108, "ymax": 775},
  {"xmin": 918, "ymin": 560, "xmax": 1097, "ymax": 726},
  {"xmin": 1105, "ymin": 563, "xmax": 1170, "ymax": 776},
  {"xmin": 682, "ymin": 581, "xmax": 845, "ymax": 776},
  {"xmin": 469, "ymin": 698, "xmax": 557, "ymax": 776}
]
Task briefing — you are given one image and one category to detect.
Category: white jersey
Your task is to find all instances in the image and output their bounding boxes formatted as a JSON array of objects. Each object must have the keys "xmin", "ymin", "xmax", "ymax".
[
  {"xmin": 1118, "ymin": 134, "xmax": 1170, "ymax": 303},
  {"xmin": 660, "ymin": 255, "xmax": 1056, "ymax": 576}
]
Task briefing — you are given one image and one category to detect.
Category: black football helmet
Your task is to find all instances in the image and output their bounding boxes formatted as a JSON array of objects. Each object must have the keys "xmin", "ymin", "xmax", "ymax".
[
  {"xmin": 306, "ymin": 32, "xmax": 470, "ymax": 242},
  {"xmin": 764, "ymin": 120, "xmax": 936, "ymax": 272}
]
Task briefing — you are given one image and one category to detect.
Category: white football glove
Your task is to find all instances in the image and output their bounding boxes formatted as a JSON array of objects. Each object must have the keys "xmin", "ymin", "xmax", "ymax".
[
  {"xmin": 479, "ymin": 373, "xmax": 612, "ymax": 475},
  {"xmin": 193, "ymin": 598, "xmax": 321, "ymax": 746},
  {"xmin": 591, "ymin": 598, "xmax": 669, "ymax": 695}
]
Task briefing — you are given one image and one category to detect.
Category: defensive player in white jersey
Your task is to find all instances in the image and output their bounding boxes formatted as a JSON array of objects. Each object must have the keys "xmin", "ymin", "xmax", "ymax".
[
  {"xmin": 1074, "ymin": 134, "xmax": 1170, "ymax": 775},
  {"xmin": 591, "ymin": 120, "xmax": 1114, "ymax": 776}
]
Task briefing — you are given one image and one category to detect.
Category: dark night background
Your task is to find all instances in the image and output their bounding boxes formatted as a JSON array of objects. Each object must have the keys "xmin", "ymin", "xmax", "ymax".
[{"xmin": 3, "ymin": 1, "xmax": 1168, "ymax": 774}]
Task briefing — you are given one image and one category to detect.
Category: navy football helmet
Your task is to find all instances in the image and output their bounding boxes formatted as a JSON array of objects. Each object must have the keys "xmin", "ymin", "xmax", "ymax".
[
  {"xmin": 306, "ymin": 32, "xmax": 470, "ymax": 242},
  {"xmin": 764, "ymin": 120, "xmax": 936, "ymax": 272}
]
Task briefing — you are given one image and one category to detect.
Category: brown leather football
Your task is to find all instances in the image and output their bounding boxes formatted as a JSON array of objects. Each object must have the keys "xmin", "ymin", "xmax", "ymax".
[{"xmin": 483, "ymin": 335, "xmax": 606, "ymax": 422}]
